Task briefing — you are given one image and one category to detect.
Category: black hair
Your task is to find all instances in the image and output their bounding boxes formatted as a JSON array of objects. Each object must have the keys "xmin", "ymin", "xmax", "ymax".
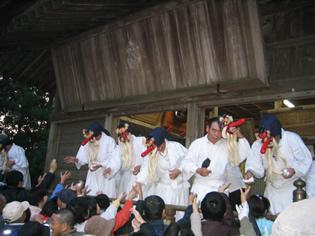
[
  {"xmin": 24, "ymin": 208, "xmax": 31, "ymax": 223},
  {"xmin": 206, "ymin": 117, "xmax": 221, "ymax": 129},
  {"xmin": 95, "ymin": 194, "xmax": 110, "ymax": 211},
  {"xmin": 164, "ymin": 223, "xmax": 195, "ymax": 236},
  {"xmin": 5, "ymin": 170, "xmax": 23, "ymax": 187},
  {"xmin": 66, "ymin": 196, "xmax": 97, "ymax": 224},
  {"xmin": 41, "ymin": 198, "xmax": 58, "ymax": 217},
  {"xmin": 27, "ymin": 189, "xmax": 48, "ymax": 206},
  {"xmin": 248, "ymin": 195, "xmax": 270, "ymax": 218},
  {"xmin": 144, "ymin": 195, "xmax": 165, "ymax": 221},
  {"xmin": 201, "ymin": 192, "xmax": 226, "ymax": 221},
  {"xmin": 18, "ymin": 221, "xmax": 49, "ymax": 236}
]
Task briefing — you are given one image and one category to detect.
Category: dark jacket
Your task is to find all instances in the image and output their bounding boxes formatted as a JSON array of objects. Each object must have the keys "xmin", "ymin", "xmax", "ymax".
[{"xmin": 0, "ymin": 186, "xmax": 28, "ymax": 202}]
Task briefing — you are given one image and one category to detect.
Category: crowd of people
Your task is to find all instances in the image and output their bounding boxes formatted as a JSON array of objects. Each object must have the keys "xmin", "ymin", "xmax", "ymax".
[{"xmin": 0, "ymin": 113, "xmax": 314, "ymax": 236}]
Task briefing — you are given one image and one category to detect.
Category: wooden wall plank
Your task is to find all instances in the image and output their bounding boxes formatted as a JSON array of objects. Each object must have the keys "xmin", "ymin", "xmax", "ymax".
[{"xmin": 52, "ymin": 0, "xmax": 267, "ymax": 111}]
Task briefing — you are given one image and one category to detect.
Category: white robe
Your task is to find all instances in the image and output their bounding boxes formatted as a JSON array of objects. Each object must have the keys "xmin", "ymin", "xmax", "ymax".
[
  {"xmin": 117, "ymin": 135, "xmax": 146, "ymax": 194},
  {"xmin": 75, "ymin": 132, "xmax": 120, "ymax": 197},
  {"xmin": 306, "ymin": 160, "xmax": 315, "ymax": 198},
  {"xmin": 182, "ymin": 135, "xmax": 229, "ymax": 202},
  {"xmin": 246, "ymin": 129, "xmax": 312, "ymax": 214},
  {"xmin": 226, "ymin": 138, "xmax": 251, "ymax": 192},
  {"xmin": 7, "ymin": 143, "xmax": 31, "ymax": 189},
  {"xmin": 137, "ymin": 140, "xmax": 190, "ymax": 208}
]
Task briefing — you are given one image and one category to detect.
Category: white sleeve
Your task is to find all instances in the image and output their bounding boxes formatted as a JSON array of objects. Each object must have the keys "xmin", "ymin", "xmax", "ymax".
[
  {"xmin": 180, "ymin": 141, "xmax": 199, "ymax": 179},
  {"xmin": 238, "ymin": 138, "xmax": 251, "ymax": 164},
  {"xmin": 246, "ymin": 141, "xmax": 265, "ymax": 178},
  {"xmin": 287, "ymin": 133, "xmax": 312, "ymax": 177},
  {"xmin": 100, "ymin": 203, "xmax": 118, "ymax": 220},
  {"xmin": 105, "ymin": 145, "xmax": 121, "ymax": 178},
  {"xmin": 11, "ymin": 146, "xmax": 28, "ymax": 169},
  {"xmin": 75, "ymin": 145, "xmax": 88, "ymax": 169},
  {"xmin": 136, "ymin": 157, "xmax": 149, "ymax": 185}
]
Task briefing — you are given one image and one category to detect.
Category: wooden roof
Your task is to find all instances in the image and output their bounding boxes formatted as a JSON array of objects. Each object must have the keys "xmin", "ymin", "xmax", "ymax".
[{"xmin": 0, "ymin": 0, "xmax": 162, "ymax": 91}]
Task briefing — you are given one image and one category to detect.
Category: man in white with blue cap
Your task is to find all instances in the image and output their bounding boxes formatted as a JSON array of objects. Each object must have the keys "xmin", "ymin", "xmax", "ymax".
[
  {"xmin": 64, "ymin": 122, "xmax": 120, "ymax": 197},
  {"xmin": 245, "ymin": 114, "xmax": 312, "ymax": 215}
]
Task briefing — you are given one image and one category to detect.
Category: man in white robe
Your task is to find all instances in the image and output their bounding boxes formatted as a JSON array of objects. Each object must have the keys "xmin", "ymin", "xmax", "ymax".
[
  {"xmin": 116, "ymin": 123, "xmax": 146, "ymax": 194},
  {"xmin": 182, "ymin": 117, "xmax": 249, "ymax": 203},
  {"xmin": 245, "ymin": 114, "xmax": 312, "ymax": 215},
  {"xmin": 136, "ymin": 128, "xmax": 189, "ymax": 211},
  {"xmin": 64, "ymin": 122, "xmax": 120, "ymax": 197},
  {"xmin": 0, "ymin": 134, "xmax": 31, "ymax": 189}
]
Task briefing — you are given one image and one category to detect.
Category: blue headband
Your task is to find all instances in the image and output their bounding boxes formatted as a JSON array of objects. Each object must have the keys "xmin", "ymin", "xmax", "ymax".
[{"xmin": 259, "ymin": 114, "xmax": 282, "ymax": 138}]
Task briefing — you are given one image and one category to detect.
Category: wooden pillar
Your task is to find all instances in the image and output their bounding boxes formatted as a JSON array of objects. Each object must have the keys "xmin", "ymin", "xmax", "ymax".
[
  {"xmin": 44, "ymin": 121, "xmax": 60, "ymax": 172},
  {"xmin": 274, "ymin": 100, "xmax": 283, "ymax": 109},
  {"xmin": 186, "ymin": 103, "xmax": 205, "ymax": 147},
  {"xmin": 104, "ymin": 113, "xmax": 113, "ymax": 134}
]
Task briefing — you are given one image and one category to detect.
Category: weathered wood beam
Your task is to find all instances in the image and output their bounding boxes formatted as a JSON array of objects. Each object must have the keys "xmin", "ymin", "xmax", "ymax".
[{"xmin": 185, "ymin": 103, "xmax": 205, "ymax": 147}]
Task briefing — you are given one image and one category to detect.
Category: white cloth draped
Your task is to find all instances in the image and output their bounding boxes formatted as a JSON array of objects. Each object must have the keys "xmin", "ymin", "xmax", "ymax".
[
  {"xmin": 7, "ymin": 143, "xmax": 31, "ymax": 189},
  {"xmin": 226, "ymin": 138, "xmax": 251, "ymax": 192},
  {"xmin": 137, "ymin": 140, "xmax": 189, "ymax": 208},
  {"xmin": 75, "ymin": 132, "xmax": 120, "ymax": 197},
  {"xmin": 246, "ymin": 129, "xmax": 312, "ymax": 214},
  {"xmin": 117, "ymin": 135, "xmax": 146, "ymax": 194},
  {"xmin": 181, "ymin": 135, "xmax": 229, "ymax": 202}
]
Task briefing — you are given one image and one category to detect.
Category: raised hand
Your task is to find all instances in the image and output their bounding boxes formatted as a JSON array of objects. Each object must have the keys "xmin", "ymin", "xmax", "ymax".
[
  {"xmin": 240, "ymin": 186, "xmax": 251, "ymax": 204},
  {"xmin": 49, "ymin": 159, "xmax": 57, "ymax": 173},
  {"xmin": 60, "ymin": 170, "xmax": 72, "ymax": 184},
  {"xmin": 35, "ymin": 173, "xmax": 47, "ymax": 187},
  {"xmin": 128, "ymin": 186, "xmax": 138, "ymax": 200},
  {"xmin": 218, "ymin": 182, "xmax": 231, "ymax": 193}
]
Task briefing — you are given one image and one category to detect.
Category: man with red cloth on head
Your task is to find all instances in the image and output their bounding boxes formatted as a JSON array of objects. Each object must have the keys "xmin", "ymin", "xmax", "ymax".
[
  {"xmin": 64, "ymin": 122, "xmax": 120, "ymax": 197},
  {"xmin": 135, "ymin": 127, "xmax": 189, "ymax": 215},
  {"xmin": 245, "ymin": 114, "xmax": 312, "ymax": 215},
  {"xmin": 116, "ymin": 122, "xmax": 146, "ymax": 194}
]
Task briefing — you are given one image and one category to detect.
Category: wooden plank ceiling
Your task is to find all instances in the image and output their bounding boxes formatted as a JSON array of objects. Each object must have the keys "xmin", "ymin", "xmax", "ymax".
[{"xmin": 0, "ymin": 0, "xmax": 162, "ymax": 91}]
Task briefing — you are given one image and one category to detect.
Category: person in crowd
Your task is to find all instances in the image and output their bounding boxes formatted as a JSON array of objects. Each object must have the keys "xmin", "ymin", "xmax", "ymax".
[
  {"xmin": 116, "ymin": 122, "xmax": 146, "ymax": 194},
  {"xmin": 306, "ymin": 145, "xmax": 315, "ymax": 198},
  {"xmin": 245, "ymin": 114, "xmax": 312, "ymax": 214},
  {"xmin": 272, "ymin": 198, "xmax": 315, "ymax": 235},
  {"xmin": 136, "ymin": 128, "xmax": 189, "ymax": 218},
  {"xmin": 1, "ymin": 201, "xmax": 30, "ymax": 235},
  {"xmin": 64, "ymin": 122, "xmax": 120, "ymax": 197},
  {"xmin": 94, "ymin": 193, "xmax": 110, "ymax": 213},
  {"xmin": 247, "ymin": 194, "xmax": 273, "ymax": 235},
  {"xmin": 0, "ymin": 134, "xmax": 9, "ymax": 183},
  {"xmin": 18, "ymin": 221, "xmax": 50, "ymax": 236},
  {"xmin": 84, "ymin": 216, "xmax": 114, "ymax": 236},
  {"xmin": 50, "ymin": 208, "xmax": 83, "ymax": 236},
  {"xmin": 182, "ymin": 117, "xmax": 249, "ymax": 202},
  {"xmin": 27, "ymin": 188, "xmax": 49, "ymax": 221},
  {"xmin": 0, "ymin": 134, "xmax": 31, "ymax": 189},
  {"xmin": 200, "ymin": 191, "xmax": 235, "ymax": 235},
  {"xmin": 132, "ymin": 195, "xmax": 167, "ymax": 236},
  {"xmin": 57, "ymin": 189, "xmax": 77, "ymax": 209},
  {"xmin": 0, "ymin": 194, "xmax": 6, "ymax": 228},
  {"xmin": 0, "ymin": 170, "xmax": 27, "ymax": 202}
]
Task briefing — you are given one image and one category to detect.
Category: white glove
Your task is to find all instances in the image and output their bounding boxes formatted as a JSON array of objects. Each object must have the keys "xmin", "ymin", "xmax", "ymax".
[{"xmin": 235, "ymin": 201, "xmax": 249, "ymax": 221}]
